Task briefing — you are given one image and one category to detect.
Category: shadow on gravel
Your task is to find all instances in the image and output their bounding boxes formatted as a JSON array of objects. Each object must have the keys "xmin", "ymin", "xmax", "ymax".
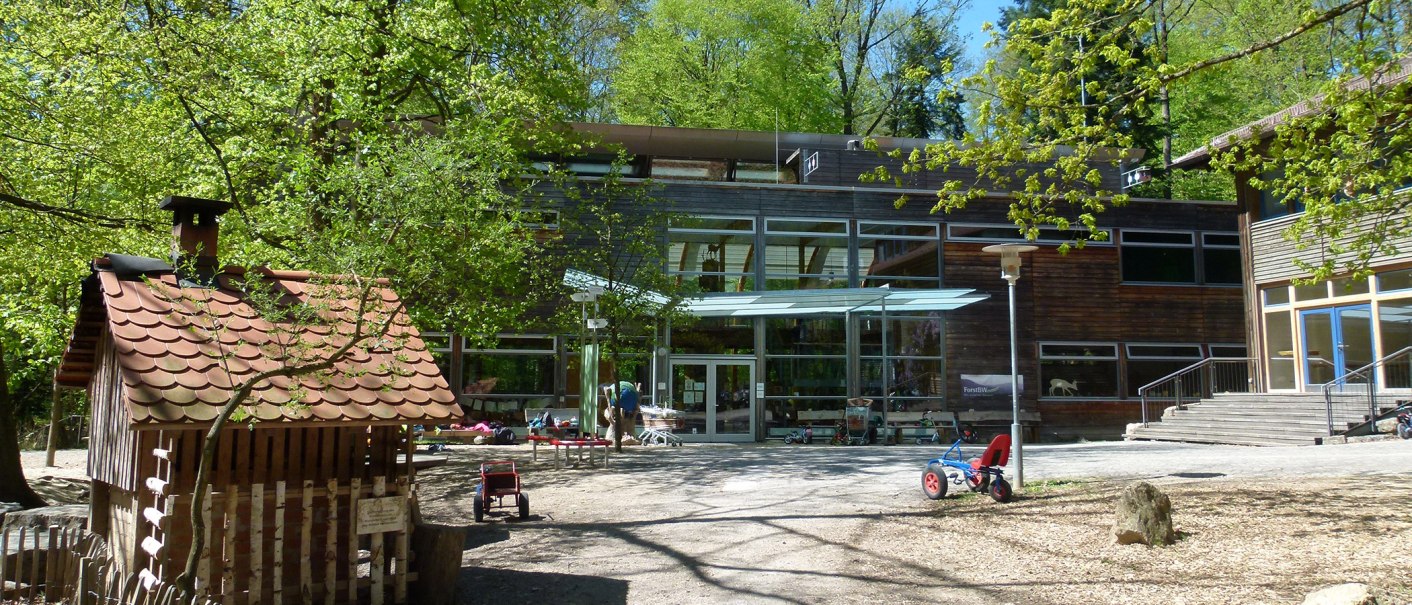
[
  {"xmin": 454, "ymin": 567, "xmax": 628, "ymax": 605},
  {"xmin": 463, "ymin": 525, "xmax": 511, "ymax": 549}
]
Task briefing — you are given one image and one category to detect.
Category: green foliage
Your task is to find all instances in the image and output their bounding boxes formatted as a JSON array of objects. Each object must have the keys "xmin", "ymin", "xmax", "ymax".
[
  {"xmin": 612, "ymin": 0, "xmax": 838, "ymax": 131},
  {"xmin": 0, "ymin": 0, "xmax": 597, "ymax": 410},
  {"xmin": 877, "ymin": 15, "xmax": 967, "ymax": 139},
  {"xmin": 872, "ymin": 0, "xmax": 1411, "ymax": 270},
  {"xmin": 550, "ymin": 160, "xmax": 695, "ymax": 379}
]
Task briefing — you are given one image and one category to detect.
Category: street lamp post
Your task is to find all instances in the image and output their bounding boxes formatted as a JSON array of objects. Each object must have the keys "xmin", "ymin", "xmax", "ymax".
[
  {"xmin": 982, "ymin": 243, "xmax": 1037, "ymax": 488},
  {"xmin": 571, "ymin": 287, "xmax": 606, "ymax": 435}
]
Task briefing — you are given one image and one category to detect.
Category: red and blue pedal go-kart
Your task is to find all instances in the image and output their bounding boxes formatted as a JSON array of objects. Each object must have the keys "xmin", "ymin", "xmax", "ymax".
[{"xmin": 921, "ymin": 434, "xmax": 1013, "ymax": 503}]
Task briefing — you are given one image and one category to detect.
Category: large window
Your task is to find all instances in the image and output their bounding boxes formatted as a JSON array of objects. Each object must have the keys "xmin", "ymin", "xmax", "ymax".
[
  {"xmin": 671, "ymin": 317, "xmax": 754, "ymax": 355},
  {"xmin": 1125, "ymin": 343, "xmax": 1204, "ymax": 397},
  {"xmin": 858, "ymin": 222, "xmax": 941, "ymax": 288},
  {"xmin": 1265, "ymin": 311, "xmax": 1296, "ymax": 389},
  {"xmin": 651, "ymin": 158, "xmax": 728, "ymax": 181},
  {"xmin": 1039, "ymin": 342, "xmax": 1119, "ymax": 398},
  {"xmin": 1201, "ymin": 233, "xmax": 1242, "ymax": 285},
  {"xmin": 946, "ymin": 223, "xmax": 1108, "ymax": 245},
  {"xmin": 1120, "ymin": 230, "xmax": 1239, "ymax": 285},
  {"xmin": 764, "ymin": 317, "xmax": 848, "ymax": 428},
  {"xmin": 668, "ymin": 216, "xmax": 756, "ymax": 293},
  {"xmin": 764, "ymin": 219, "xmax": 849, "ymax": 290},
  {"xmin": 734, "ymin": 161, "xmax": 795, "ymax": 184},
  {"xmin": 1379, "ymin": 300, "xmax": 1412, "ymax": 389},
  {"xmin": 1120, "ymin": 230, "xmax": 1196, "ymax": 283},
  {"xmin": 460, "ymin": 335, "xmax": 557, "ymax": 418},
  {"xmin": 859, "ymin": 315, "xmax": 944, "ymax": 405}
]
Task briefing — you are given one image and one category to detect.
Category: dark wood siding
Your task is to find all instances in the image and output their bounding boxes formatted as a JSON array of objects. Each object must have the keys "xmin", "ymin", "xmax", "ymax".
[{"xmin": 799, "ymin": 148, "xmax": 1126, "ymax": 193}]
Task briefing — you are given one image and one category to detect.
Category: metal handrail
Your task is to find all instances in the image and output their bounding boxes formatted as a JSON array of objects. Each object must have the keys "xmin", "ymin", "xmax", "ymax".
[
  {"xmin": 1137, "ymin": 357, "xmax": 1255, "ymax": 427},
  {"xmin": 1320, "ymin": 346, "xmax": 1412, "ymax": 436}
]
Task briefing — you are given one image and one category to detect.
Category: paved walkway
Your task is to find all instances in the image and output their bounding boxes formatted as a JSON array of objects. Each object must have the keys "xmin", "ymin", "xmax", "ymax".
[{"xmin": 601, "ymin": 437, "xmax": 1412, "ymax": 487}]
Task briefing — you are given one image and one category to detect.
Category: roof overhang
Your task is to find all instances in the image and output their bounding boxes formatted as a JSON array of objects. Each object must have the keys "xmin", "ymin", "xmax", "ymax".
[{"xmin": 683, "ymin": 287, "xmax": 988, "ymax": 317}]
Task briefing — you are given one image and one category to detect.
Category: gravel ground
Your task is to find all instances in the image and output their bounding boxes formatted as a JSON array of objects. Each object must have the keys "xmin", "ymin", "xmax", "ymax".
[
  {"xmin": 23, "ymin": 441, "xmax": 1412, "ymax": 604},
  {"xmin": 410, "ymin": 439, "xmax": 1412, "ymax": 605}
]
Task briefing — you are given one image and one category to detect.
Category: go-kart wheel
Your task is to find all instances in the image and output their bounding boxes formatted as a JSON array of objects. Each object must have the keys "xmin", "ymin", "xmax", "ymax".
[
  {"xmin": 967, "ymin": 472, "xmax": 989, "ymax": 493},
  {"xmin": 472, "ymin": 495, "xmax": 485, "ymax": 522},
  {"xmin": 922, "ymin": 463, "xmax": 948, "ymax": 500},
  {"xmin": 990, "ymin": 478, "xmax": 1013, "ymax": 503},
  {"xmin": 518, "ymin": 493, "xmax": 530, "ymax": 519}
]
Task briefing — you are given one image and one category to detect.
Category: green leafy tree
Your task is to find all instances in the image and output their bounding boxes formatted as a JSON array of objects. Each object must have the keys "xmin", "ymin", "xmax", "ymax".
[
  {"xmin": 551, "ymin": 162, "xmax": 694, "ymax": 450},
  {"xmin": 877, "ymin": 15, "xmax": 967, "ymax": 139},
  {"xmin": 872, "ymin": 0, "xmax": 1410, "ymax": 274},
  {"xmin": 804, "ymin": 0, "xmax": 967, "ymax": 136},
  {"xmin": 613, "ymin": 0, "xmax": 839, "ymax": 131},
  {"xmin": 558, "ymin": 0, "xmax": 647, "ymax": 123},
  {"xmin": 0, "ymin": 0, "xmax": 594, "ymax": 592}
]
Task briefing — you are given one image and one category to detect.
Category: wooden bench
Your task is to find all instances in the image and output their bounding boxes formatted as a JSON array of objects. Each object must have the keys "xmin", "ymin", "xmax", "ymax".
[
  {"xmin": 797, "ymin": 410, "xmax": 845, "ymax": 423},
  {"xmin": 548, "ymin": 438, "xmax": 611, "ymax": 469}
]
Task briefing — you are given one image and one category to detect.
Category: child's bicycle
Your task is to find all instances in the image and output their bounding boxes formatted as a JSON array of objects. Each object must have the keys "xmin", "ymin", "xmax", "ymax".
[
  {"xmin": 914, "ymin": 411, "xmax": 979, "ymax": 445},
  {"xmin": 783, "ymin": 426, "xmax": 814, "ymax": 444},
  {"xmin": 1396, "ymin": 403, "xmax": 1412, "ymax": 440},
  {"xmin": 920, "ymin": 434, "xmax": 1013, "ymax": 503}
]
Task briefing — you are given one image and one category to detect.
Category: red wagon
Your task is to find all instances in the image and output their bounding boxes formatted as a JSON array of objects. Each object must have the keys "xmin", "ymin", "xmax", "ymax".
[{"xmin": 473, "ymin": 460, "xmax": 529, "ymax": 522}]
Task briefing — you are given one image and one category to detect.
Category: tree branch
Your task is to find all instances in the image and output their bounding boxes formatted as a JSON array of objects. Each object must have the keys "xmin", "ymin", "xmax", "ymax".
[
  {"xmin": 0, "ymin": 191, "xmax": 150, "ymax": 230},
  {"xmin": 1157, "ymin": 0, "xmax": 1375, "ymax": 84}
]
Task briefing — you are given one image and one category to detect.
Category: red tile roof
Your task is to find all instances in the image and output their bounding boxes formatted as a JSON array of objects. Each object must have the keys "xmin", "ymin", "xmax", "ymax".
[{"xmin": 59, "ymin": 260, "xmax": 459, "ymax": 427}]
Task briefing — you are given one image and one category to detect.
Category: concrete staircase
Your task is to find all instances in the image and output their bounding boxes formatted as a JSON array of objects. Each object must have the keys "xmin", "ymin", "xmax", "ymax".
[{"xmin": 1125, "ymin": 392, "xmax": 1406, "ymax": 446}]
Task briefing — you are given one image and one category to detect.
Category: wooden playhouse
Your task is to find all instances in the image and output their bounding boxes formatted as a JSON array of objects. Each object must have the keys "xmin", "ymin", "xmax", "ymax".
[{"xmin": 56, "ymin": 197, "xmax": 460, "ymax": 604}]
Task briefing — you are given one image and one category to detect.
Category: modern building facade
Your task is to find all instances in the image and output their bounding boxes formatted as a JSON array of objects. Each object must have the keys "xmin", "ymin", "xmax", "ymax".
[
  {"xmin": 1173, "ymin": 82, "xmax": 1412, "ymax": 397},
  {"xmin": 440, "ymin": 124, "xmax": 1246, "ymax": 442}
]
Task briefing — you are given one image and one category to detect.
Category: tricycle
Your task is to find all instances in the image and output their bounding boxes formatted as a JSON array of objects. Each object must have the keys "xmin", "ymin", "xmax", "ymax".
[
  {"xmin": 920, "ymin": 434, "xmax": 1013, "ymax": 503},
  {"xmin": 473, "ymin": 460, "xmax": 529, "ymax": 522}
]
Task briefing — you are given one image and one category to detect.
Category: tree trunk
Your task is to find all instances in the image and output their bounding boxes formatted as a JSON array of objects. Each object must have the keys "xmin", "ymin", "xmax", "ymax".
[
  {"xmin": 0, "ymin": 341, "xmax": 48, "ymax": 508},
  {"xmin": 46, "ymin": 369, "xmax": 62, "ymax": 466}
]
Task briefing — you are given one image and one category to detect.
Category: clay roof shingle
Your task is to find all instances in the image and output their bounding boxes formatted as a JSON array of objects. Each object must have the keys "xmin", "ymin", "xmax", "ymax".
[{"xmin": 59, "ymin": 259, "xmax": 459, "ymax": 428}]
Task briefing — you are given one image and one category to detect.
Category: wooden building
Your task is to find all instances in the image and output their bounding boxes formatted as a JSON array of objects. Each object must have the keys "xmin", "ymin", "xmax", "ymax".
[
  {"xmin": 439, "ymin": 124, "xmax": 1246, "ymax": 441},
  {"xmin": 56, "ymin": 196, "xmax": 459, "ymax": 604},
  {"xmin": 1171, "ymin": 61, "xmax": 1412, "ymax": 396}
]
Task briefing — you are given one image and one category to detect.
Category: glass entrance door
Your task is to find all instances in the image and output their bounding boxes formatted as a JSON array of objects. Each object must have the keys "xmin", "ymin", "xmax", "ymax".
[
  {"xmin": 670, "ymin": 358, "xmax": 756, "ymax": 441},
  {"xmin": 1300, "ymin": 305, "xmax": 1374, "ymax": 389}
]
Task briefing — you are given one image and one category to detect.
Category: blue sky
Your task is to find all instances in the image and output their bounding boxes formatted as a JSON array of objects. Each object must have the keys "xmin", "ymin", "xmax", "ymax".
[{"xmin": 954, "ymin": 1, "xmax": 1007, "ymax": 69}]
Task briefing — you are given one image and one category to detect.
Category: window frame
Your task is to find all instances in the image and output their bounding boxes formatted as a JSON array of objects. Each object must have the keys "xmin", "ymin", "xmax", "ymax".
[
  {"xmin": 763, "ymin": 218, "xmax": 851, "ymax": 289},
  {"xmin": 946, "ymin": 222, "xmax": 1112, "ymax": 245},
  {"xmin": 857, "ymin": 220, "xmax": 941, "ymax": 287},
  {"xmin": 1119, "ymin": 229, "xmax": 1198, "ymax": 285}
]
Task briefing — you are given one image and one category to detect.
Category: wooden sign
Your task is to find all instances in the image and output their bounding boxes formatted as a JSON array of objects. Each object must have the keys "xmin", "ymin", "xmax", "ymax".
[{"xmin": 356, "ymin": 496, "xmax": 407, "ymax": 535}]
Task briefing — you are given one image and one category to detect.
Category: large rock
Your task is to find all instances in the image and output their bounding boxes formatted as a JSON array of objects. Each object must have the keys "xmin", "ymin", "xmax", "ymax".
[
  {"xmin": 0, "ymin": 504, "xmax": 88, "ymax": 530},
  {"xmin": 1112, "ymin": 482, "xmax": 1175, "ymax": 546},
  {"xmin": 1301, "ymin": 583, "xmax": 1377, "ymax": 605}
]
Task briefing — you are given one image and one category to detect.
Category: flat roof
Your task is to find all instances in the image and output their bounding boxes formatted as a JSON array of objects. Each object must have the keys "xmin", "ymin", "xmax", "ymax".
[
  {"xmin": 683, "ymin": 287, "xmax": 988, "ymax": 317},
  {"xmin": 565, "ymin": 269, "xmax": 988, "ymax": 317}
]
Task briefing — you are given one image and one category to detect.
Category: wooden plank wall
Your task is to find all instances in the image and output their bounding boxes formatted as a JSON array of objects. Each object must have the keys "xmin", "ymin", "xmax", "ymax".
[
  {"xmin": 1249, "ymin": 211, "xmax": 1412, "ymax": 283},
  {"xmin": 137, "ymin": 425, "xmax": 412, "ymax": 604},
  {"xmin": 799, "ymin": 148, "xmax": 1127, "ymax": 194},
  {"xmin": 944, "ymin": 242, "xmax": 1246, "ymax": 436},
  {"xmin": 89, "ymin": 334, "xmax": 140, "ymax": 492}
]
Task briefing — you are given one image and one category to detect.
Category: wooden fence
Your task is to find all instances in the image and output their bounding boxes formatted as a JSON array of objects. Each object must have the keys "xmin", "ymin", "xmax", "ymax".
[
  {"xmin": 1, "ymin": 524, "xmax": 219, "ymax": 605},
  {"xmin": 2, "ymin": 479, "xmax": 413, "ymax": 605}
]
